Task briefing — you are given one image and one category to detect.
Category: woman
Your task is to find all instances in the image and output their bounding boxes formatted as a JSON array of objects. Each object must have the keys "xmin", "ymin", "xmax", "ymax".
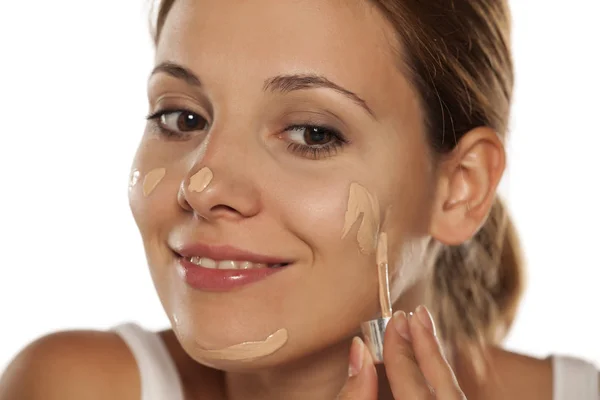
[{"xmin": 1, "ymin": 0, "xmax": 598, "ymax": 399}]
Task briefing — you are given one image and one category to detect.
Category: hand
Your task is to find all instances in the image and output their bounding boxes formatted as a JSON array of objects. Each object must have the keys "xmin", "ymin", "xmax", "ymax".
[{"xmin": 337, "ymin": 305, "xmax": 466, "ymax": 399}]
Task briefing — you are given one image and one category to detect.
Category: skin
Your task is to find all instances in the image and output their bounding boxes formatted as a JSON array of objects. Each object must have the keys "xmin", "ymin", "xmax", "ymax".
[{"xmin": 0, "ymin": 0, "xmax": 564, "ymax": 399}]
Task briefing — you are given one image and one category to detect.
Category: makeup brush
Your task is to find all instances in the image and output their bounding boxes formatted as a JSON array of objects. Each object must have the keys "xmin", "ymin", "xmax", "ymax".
[{"xmin": 361, "ymin": 232, "xmax": 392, "ymax": 363}]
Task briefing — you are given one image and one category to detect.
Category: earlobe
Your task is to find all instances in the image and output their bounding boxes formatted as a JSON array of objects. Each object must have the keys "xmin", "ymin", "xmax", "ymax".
[{"xmin": 429, "ymin": 127, "xmax": 505, "ymax": 245}]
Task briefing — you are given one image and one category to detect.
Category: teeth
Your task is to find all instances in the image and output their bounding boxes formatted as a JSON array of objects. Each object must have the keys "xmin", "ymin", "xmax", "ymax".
[
  {"xmin": 186, "ymin": 257, "xmax": 274, "ymax": 270},
  {"xmin": 200, "ymin": 257, "xmax": 217, "ymax": 269},
  {"xmin": 217, "ymin": 260, "xmax": 238, "ymax": 270},
  {"xmin": 190, "ymin": 256, "xmax": 202, "ymax": 265},
  {"xmin": 240, "ymin": 261, "xmax": 253, "ymax": 270}
]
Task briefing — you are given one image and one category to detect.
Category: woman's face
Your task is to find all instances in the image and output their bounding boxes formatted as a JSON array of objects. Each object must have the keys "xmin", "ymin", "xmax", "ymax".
[{"xmin": 129, "ymin": 0, "xmax": 436, "ymax": 369}]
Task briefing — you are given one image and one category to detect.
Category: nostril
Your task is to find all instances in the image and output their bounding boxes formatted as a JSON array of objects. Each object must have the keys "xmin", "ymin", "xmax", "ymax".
[
  {"xmin": 177, "ymin": 183, "xmax": 194, "ymax": 211},
  {"xmin": 203, "ymin": 204, "xmax": 245, "ymax": 220},
  {"xmin": 210, "ymin": 205, "xmax": 238, "ymax": 213}
]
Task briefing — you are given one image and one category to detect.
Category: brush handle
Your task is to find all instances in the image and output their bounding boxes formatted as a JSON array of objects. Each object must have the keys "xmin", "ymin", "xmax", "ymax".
[{"xmin": 378, "ymin": 262, "xmax": 393, "ymax": 318}]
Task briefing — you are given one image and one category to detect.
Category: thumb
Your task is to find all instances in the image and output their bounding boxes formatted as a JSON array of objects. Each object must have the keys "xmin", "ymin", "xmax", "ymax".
[{"xmin": 337, "ymin": 337, "xmax": 378, "ymax": 400}]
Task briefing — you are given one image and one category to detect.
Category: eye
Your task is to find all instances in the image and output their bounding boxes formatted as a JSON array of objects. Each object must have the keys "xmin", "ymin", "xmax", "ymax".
[
  {"xmin": 283, "ymin": 124, "xmax": 348, "ymax": 160},
  {"xmin": 287, "ymin": 125, "xmax": 337, "ymax": 146},
  {"xmin": 147, "ymin": 109, "xmax": 208, "ymax": 138}
]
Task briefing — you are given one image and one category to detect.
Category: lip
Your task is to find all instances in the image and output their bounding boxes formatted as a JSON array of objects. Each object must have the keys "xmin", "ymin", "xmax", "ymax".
[
  {"xmin": 173, "ymin": 242, "xmax": 292, "ymax": 292},
  {"xmin": 174, "ymin": 242, "xmax": 291, "ymax": 265},
  {"xmin": 177, "ymin": 258, "xmax": 287, "ymax": 291}
]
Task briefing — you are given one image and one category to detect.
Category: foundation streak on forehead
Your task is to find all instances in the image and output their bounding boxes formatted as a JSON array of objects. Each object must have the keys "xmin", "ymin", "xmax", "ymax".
[
  {"xmin": 342, "ymin": 183, "xmax": 381, "ymax": 255},
  {"xmin": 195, "ymin": 329, "xmax": 288, "ymax": 361},
  {"xmin": 189, "ymin": 167, "xmax": 213, "ymax": 193},
  {"xmin": 143, "ymin": 168, "xmax": 166, "ymax": 197}
]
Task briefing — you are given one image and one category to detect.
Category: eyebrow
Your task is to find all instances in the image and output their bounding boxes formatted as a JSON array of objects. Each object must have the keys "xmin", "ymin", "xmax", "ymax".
[
  {"xmin": 263, "ymin": 74, "xmax": 376, "ymax": 119},
  {"xmin": 150, "ymin": 62, "xmax": 376, "ymax": 118},
  {"xmin": 151, "ymin": 62, "xmax": 202, "ymax": 87}
]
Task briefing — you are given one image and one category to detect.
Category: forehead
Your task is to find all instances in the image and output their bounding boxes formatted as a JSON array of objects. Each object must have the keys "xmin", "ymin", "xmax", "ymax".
[{"xmin": 156, "ymin": 0, "xmax": 415, "ymax": 117}]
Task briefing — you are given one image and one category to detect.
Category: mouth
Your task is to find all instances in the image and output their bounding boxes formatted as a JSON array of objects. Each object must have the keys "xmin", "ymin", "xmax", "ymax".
[
  {"xmin": 172, "ymin": 242, "xmax": 293, "ymax": 291},
  {"xmin": 174, "ymin": 242, "xmax": 293, "ymax": 267},
  {"xmin": 185, "ymin": 256, "xmax": 290, "ymax": 270}
]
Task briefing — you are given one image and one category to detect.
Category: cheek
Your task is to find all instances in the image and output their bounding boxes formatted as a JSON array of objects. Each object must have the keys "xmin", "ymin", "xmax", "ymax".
[
  {"xmin": 267, "ymin": 176, "xmax": 381, "ymax": 315},
  {"xmin": 129, "ymin": 170, "xmax": 177, "ymax": 238},
  {"xmin": 128, "ymin": 169, "xmax": 141, "ymax": 192},
  {"xmin": 271, "ymin": 178, "xmax": 350, "ymax": 261},
  {"xmin": 128, "ymin": 140, "xmax": 185, "ymax": 242}
]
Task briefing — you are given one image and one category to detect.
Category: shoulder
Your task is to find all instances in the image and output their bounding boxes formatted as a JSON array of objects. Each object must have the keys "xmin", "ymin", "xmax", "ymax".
[
  {"xmin": 489, "ymin": 347, "xmax": 554, "ymax": 399},
  {"xmin": 0, "ymin": 329, "xmax": 140, "ymax": 400},
  {"xmin": 481, "ymin": 347, "xmax": 599, "ymax": 400},
  {"xmin": 458, "ymin": 347, "xmax": 554, "ymax": 400}
]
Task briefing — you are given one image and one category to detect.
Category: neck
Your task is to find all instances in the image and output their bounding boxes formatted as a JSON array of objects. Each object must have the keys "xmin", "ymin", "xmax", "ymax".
[{"xmin": 225, "ymin": 338, "xmax": 351, "ymax": 400}]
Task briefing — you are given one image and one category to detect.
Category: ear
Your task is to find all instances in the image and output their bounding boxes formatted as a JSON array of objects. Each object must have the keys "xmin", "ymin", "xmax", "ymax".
[{"xmin": 429, "ymin": 127, "xmax": 505, "ymax": 245}]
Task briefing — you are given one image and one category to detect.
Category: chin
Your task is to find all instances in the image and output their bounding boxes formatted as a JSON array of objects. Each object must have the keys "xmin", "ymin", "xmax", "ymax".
[
  {"xmin": 165, "ymin": 306, "xmax": 292, "ymax": 369},
  {"xmin": 173, "ymin": 326, "xmax": 296, "ymax": 372}
]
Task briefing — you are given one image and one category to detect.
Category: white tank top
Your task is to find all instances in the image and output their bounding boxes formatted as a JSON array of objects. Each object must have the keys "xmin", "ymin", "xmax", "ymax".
[{"xmin": 113, "ymin": 323, "xmax": 599, "ymax": 400}]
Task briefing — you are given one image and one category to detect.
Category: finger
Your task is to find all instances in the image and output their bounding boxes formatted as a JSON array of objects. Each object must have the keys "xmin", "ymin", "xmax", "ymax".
[
  {"xmin": 383, "ymin": 311, "xmax": 435, "ymax": 399},
  {"xmin": 410, "ymin": 305, "xmax": 465, "ymax": 399},
  {"xmin": 337, "ymin": 337, "xmax": 379, "ymax": 400}
]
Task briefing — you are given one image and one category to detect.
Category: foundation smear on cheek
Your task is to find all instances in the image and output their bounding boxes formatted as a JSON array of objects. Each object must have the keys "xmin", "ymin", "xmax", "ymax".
[
  {"xmin": 189, "ymin": 167, "xmax": 213, "ymax": 193},
  {"xmin": 342, "ymin": 183, "xmax": 381, "ymax": 255},
  {"xmin": 143, "ymin": 168, "xmax": 166, "ymax": 197},
  {"xmin": 128, "ymin": 169, "xmax": 140, "ymax": 192},
  {"xmin": 196, "ymin": 329, "xmax": 288, "ymax": 362}
]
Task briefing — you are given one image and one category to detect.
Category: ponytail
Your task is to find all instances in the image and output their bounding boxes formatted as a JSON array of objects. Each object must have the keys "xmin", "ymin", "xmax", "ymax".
[{"xmin": 427, "ymin": 196, "xmax": 525, "ymax": 371}]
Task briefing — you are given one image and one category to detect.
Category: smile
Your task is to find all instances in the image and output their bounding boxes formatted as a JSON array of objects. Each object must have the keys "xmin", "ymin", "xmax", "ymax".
[
  {"xmin": 173, "ymin": 242, "xmax": 293, "ymax": 291},
  {"xmin": 186, "ymin": 256, "xmax": 289, "ymax": 270}
]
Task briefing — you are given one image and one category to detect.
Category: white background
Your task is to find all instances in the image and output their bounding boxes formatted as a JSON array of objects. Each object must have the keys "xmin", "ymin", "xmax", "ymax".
[{"xmin": 0, "ymin": 1, "xmax": 599, "ymax": 373}]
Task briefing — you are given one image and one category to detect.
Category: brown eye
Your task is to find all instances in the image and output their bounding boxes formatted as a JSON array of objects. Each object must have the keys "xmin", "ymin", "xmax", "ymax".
[
  {"xmin": 302, "ymin": 126, "xmax": 333, "ymax": 146},
  {"xmin": 286, "ymin": 126, "xmax": 335, "ymax": 147},
  {"xmin": 283, "ymin": 124, "xmax": 347, "ymax": 160},
  {"xmin": 159, "ymin": 111, "xmax": 208, "ymax": 132}
]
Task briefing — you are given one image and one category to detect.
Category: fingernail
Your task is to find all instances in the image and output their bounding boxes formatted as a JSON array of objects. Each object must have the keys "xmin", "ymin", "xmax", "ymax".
[
  {"xmin": 392, "ymin": 311, "xmax": 411, "ymax": 342},
  {"xmin": 348, "ymin": 337, "xmax": 365, "ymax": 377},
  {"xmin": 416, "ymin": 305, "xmax": 436, "ymax": 336}
]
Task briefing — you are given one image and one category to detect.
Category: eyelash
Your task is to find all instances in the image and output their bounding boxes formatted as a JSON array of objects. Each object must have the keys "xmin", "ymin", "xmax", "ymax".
[
  {"xmin": 145, "ymin": 109, "xmax": 349, "ymax": 159},
  {"xmin": 146, "ymin": 109, "xmax": 208, "ymax": 139},
  {"xmin": 283, "ymin": 124, "xmax": 348, "ymax": 160}
]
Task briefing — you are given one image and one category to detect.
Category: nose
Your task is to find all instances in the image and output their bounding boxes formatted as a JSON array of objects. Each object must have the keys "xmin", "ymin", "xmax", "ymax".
[{"xmin": 178, "ymin": 165, "xmax": 261, "ymax": 221}]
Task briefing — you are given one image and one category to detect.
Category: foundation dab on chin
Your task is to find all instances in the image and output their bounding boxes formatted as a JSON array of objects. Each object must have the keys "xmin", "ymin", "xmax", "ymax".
[
  {"xmin": 143, "ymin": 168, "xmax": 166, "ymax": 197},
  {"xmin": 361, "ymin": 232, "xmax": 392, "ymax": 363},
  {"xmin": 196, "ymin": 328, "xmax": 288, "ymax": 362}
]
